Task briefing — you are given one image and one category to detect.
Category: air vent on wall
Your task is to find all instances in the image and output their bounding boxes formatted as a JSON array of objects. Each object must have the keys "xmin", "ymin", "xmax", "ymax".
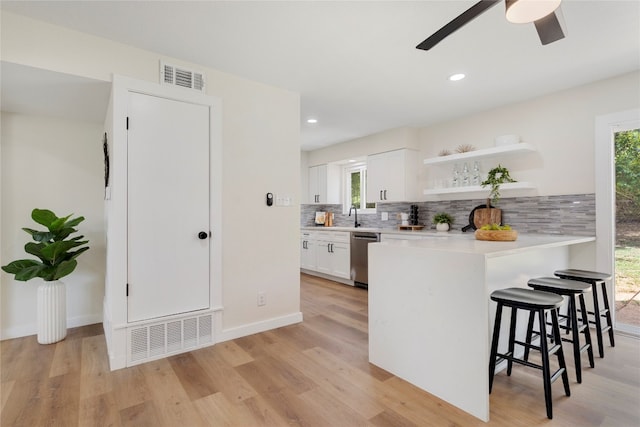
[{"xmin": 160, "ymin": 61, "xmax": 206, "ymax": 92}]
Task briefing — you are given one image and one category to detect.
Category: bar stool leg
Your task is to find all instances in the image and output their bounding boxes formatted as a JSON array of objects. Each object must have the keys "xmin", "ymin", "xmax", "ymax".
[
  {"xmin": 591, "ymin": 282, "xmax": 605, "ymax": 358},
  {"xmin": 579, "ymin": 293, "xmax": 595, "ymax": 369},
  {"xmin": 567, "ymin": 295, "xmax": 584, "ymax": 383},
  {"xmin": 599, "ymin": 281, "xmax": 615, "ymax": 348},
  {"xmin": 524, "ymin": 310, "xmax": 536, "ymax": 361},
  {"xmin": 550, "ymin": 309, "xmax": 571, "ymax": 398},
  {"xmin": 489, "ymin": 301, "xmax": 503, "ymax": 393},
  {"xmin": 538, "ymin": 308, "xmax": 554, "ymax": 419},
  {"xmin": 507, "ymin": 307, "xmax": 518, "ymax": 376}
]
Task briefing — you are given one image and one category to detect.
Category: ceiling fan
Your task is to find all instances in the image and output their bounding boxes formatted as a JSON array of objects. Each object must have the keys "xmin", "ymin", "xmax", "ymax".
[{"xmin": 416, "ymin": 0, "xmax": 566, "ymax": 51}]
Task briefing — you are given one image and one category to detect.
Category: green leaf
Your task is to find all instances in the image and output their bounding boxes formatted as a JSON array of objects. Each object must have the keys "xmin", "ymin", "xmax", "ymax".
[
  {"xmin": 53, "ymin": 228, "xmax": 74, "ymax": 241},
  {"xmin": 24, "ymin": 242, "xmax": 49, "ymax": 263},
  {"xmin": 41, "ymin": 240, "xmax": 86, "ymax": 265},
  {"xmin": 31, "ymin": 209, "xmax": 58, "ymax": 228},
  {"xmin": 63, "ymin": 216, "xmax": 85, "ymax": 228},
  {"xmin": 25, "ymin": 229, "xmax": 55, "ymax": 242},
  {"xmin": 1, "ymin": 259, "xmax": 40, "ymax": 274},
  {"xmin": 66, "ymin": 246, "xmax": 90, "ymax": 261},
  {"xmin": 15, "ymin": 264, "xmax": 48, "ymax": 281},
  {"xmin": 49, "ymin": 214, "xmax": 72, "ymax": 232},
  {"xmin": 53, "ymin": 259, "xmax": 77, "ymax": 280}
]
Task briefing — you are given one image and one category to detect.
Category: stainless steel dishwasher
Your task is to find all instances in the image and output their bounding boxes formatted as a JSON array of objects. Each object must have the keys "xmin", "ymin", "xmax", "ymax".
[{"xmin": 350, "ymin": 231, "xmax": 380, "ymax": 288}]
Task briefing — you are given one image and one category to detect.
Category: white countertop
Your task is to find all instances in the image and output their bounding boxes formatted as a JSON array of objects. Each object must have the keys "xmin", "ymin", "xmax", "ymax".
[
  {"xmin": 301, "ymin": 226, "xmax": 595, "ymax": 257},
  {"xmin": 373, "ymin": 233, "xmax": 595, "ymax": 257}
]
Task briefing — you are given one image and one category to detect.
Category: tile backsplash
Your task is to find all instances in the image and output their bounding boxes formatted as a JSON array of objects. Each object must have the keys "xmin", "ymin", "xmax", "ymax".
[{"xmin": 301, "ymin": 193, "xmax": 595, "ymax": 236}]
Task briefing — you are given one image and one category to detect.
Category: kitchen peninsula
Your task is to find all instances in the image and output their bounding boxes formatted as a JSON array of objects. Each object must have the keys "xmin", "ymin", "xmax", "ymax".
[{"xmin": 368, "ymin": 233, "xmax": 595, "ymax": 422}]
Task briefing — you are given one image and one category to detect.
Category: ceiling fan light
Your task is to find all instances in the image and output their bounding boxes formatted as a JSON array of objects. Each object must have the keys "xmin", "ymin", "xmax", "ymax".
[{"xmin": 505, "ymin": 0, "xmax": 561, "ymax": 24}]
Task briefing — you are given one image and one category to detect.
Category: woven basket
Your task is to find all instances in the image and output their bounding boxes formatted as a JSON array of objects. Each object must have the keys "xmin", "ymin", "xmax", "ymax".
[{"xmin": 475, "ymin": 229, "xmax": 518, "ymax": 241}]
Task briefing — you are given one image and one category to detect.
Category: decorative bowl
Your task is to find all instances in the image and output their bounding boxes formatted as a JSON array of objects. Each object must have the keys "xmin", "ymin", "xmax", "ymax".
[{"xmin": 475, "ymin": 229, "xmax": 518, "ymax": 241}]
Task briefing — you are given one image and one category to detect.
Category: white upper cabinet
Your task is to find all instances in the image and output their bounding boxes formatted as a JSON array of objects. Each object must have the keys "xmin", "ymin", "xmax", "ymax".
[
  {"xmin": 367, "ymin": 149, "xmax": 419, "ymax": 202},
  {"xmin": 308, "ymin": 164, "xmax": 340, "ymax": 204}
]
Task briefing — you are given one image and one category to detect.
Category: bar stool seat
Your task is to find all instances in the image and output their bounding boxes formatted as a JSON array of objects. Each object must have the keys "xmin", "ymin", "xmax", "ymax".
[
  {"xmin": 489, "ymin": 287, "xmax": 571, "ymax": 419},
  {"xmin": 554, "ymin": 269, "xmax": 614, "ymax": 358},
  {"xmin": 527, "ymin": 277, "xmax": 595, "ymax": 383}
]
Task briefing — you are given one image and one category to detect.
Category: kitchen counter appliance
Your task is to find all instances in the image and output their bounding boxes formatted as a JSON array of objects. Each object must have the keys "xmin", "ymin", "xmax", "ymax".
[{"xmin": 350, "ymin": 231, "xmax": 380, "ymax": 288}]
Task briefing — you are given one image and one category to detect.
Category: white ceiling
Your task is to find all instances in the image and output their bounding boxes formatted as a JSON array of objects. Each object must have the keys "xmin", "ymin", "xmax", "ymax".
[{"xmin": 1, "ymin": 1, "xmax": 639, "ymax": 151}]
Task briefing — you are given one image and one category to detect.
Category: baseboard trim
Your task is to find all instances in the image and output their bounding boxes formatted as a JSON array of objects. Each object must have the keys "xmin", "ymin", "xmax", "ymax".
[
  {"xmin": 300, "ymin": 269, "xmax": 354, "ymax": 286},
  {"xmin": 0, "ymin": 313, "xmax": 103, "ymax": 341},
  {"xmin": 217, "ymin": 311, "xmax": 303, "ymax": 343}
]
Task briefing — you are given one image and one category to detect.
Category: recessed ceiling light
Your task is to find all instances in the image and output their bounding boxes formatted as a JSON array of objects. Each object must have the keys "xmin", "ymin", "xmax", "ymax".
[
  {"xmin": 348, "ymin": 159, "xmax": 356, "ymax": 163},
  {"xmin": 449, "ymin": 73, "xmax": 466, "ymax": 81},
  {"xmin": 306, "ymin": 118, "xmax": 318, "ymax": 124}
]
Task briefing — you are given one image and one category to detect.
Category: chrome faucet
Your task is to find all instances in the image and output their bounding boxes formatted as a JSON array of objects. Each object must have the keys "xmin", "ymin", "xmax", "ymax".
[{"xmin": 349, "ymin": 205, "xmax": 361, "ymax": 228}]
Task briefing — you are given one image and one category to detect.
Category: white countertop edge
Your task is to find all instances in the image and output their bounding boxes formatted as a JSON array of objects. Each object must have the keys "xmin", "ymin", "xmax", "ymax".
[
  {"xmin": 301, "ymin": 226, "xmax": 462, "ymax": 235},
  {"xmin": 371, "ymin": 234, "xmax": 595, "ymax": 257}
]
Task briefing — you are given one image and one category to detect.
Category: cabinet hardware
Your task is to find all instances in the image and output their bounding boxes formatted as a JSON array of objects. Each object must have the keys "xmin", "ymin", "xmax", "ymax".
[
  {"xmin": 384, "ymin": 189, "xmax": 387, "ymax": 200},
  {"xmin": 380, "ymin": 190, "xmax": 383, "ymax": 200}
]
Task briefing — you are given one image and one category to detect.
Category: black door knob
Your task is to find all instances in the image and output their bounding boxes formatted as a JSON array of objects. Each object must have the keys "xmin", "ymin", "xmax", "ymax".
[{"xmin": 198, "ymin": 231, "xmax": 208, "ymax": 240}]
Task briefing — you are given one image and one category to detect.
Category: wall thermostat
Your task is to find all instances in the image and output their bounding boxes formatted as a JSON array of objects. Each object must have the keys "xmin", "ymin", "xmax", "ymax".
[{"xmin": 266, "ymin": 192, "xmax": 273, "ymax": 206}]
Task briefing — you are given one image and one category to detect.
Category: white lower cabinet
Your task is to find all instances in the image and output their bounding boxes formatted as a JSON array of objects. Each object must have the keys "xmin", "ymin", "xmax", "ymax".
[
  {"xmin": 301, "ymin": 230, "xmax": 351, "ymax": 282},
  {"xmin": 300, "ymin": 232, "xmax": 317, "ymax": 270}
]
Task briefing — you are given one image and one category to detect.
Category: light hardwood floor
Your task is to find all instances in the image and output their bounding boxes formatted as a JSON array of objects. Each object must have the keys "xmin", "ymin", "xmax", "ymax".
[{"xmin": 2, "ymin": 273, "xmax": 639, "ymax": 426}]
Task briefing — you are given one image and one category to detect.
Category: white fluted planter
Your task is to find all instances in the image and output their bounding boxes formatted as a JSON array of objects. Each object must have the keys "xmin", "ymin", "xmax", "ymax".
[
  {"xmin": 436, "ymin": 223, "xmax": 450, "ymax": 232},
  {"xmin": 36, "ymin": 280, "xmax": 67, "ymax": 344}
]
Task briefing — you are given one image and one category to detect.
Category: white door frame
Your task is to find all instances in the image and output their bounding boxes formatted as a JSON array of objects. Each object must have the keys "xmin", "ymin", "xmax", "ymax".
[
  {"xmin": 595, "ymin": 108, "xmax": 640, "ymax": 334},
  {"xmin": 104, "ymin": 75, "xmax": 222, "ymax": 370}
]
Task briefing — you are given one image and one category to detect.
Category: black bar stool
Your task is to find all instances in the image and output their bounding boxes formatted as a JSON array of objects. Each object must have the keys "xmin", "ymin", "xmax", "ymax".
[
  {"xmin": 527, "ymin": 277, "xmax": 595, "ymax": 383},
  {"xmin": 554, "ymin": 269, "xmax": 614, "ymax": 358},
  {"xmin": 489, "ymin": 288, "xmax": 571, "ymax": 420}
]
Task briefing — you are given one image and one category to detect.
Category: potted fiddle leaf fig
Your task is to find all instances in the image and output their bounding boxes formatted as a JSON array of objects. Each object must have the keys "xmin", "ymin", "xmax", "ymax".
[{"xmin": 1, "ymin": 209, "xmax": 89, "ymax": 344}]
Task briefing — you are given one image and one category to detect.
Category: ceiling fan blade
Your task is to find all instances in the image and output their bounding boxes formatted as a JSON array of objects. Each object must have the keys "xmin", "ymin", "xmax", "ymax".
[
  {"xmin": 416, "ymin": 0, "xmax": 501, "ymax": 51},
  {"xmin": 534, "ymin": 7, "xmax": 566, "ymax": 45}
]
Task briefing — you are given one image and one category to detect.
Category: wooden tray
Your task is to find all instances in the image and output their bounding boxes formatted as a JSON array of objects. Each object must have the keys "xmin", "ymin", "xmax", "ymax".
[
  {"xmin": 398, "ymin": 225, "xmax": 425, "ymax": 231},
  {"xmin": 475, "ymin": 229, "xmax": 518, "ymax": 241}
]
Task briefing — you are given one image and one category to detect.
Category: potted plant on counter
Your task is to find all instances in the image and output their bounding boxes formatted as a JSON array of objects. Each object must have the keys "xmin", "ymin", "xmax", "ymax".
[
  {"xmin": 473, "ymin": 164, "xmax": 517, "ymax": 229},
  {"xmin": 1, "ymin": 209, "xmax": 90, "ymax": 344},
  {"xmin": 433, "ymin": 212, "xmax": 454, "ymax": 232},
  {"xmin": 481, "ymin": 164, "xmax": 516, "ymax": 207}
]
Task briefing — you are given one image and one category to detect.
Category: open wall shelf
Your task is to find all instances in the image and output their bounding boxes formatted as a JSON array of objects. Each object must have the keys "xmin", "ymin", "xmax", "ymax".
[
  {"xmin": 423, "ymin": 143, "xmax": 536, "ymax": 166},
  {"xmin": 423, "ymin": 181, "xmax": 535, "ymax": 197}
]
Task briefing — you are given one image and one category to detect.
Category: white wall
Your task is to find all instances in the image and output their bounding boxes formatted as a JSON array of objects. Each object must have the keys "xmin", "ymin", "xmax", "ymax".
[
  {"xmin": 1, "ymin": 113, "xmax": 105, "ymax": 338},
  {"xmin": 302, "ymin": 126, "xmax": 419, "ymax": 202},
  {"xmin": 1, "ymin": 12, "xmax": 301, "ymax": 340},
  {"xmin": 419, "ymin": 71, "xmax": 640, "ymax": 197},
  {"xmin": 302, "ymin": 72, "xmax": 640, "ymax": 201},
  {"xmin": 307, "ymin": 126, "xmax": 419, "ymax": 166}
]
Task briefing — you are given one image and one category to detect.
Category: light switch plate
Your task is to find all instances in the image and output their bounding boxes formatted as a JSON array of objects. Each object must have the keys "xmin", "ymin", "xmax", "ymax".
[{"xmin": 381, "ymin": 212, "xmax": 388, "ymax": 221}]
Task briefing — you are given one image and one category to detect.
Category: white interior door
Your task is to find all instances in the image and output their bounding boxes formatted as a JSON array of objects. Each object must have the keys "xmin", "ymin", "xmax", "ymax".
[{"xmin": 127, "ymin": 92, "xmax": 210, "ymax": 322}]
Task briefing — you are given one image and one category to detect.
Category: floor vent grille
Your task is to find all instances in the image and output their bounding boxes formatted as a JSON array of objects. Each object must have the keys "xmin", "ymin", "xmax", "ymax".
[{"xmin": 128, "ymin": 313, "xmax": 214, "ymax": 364}]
